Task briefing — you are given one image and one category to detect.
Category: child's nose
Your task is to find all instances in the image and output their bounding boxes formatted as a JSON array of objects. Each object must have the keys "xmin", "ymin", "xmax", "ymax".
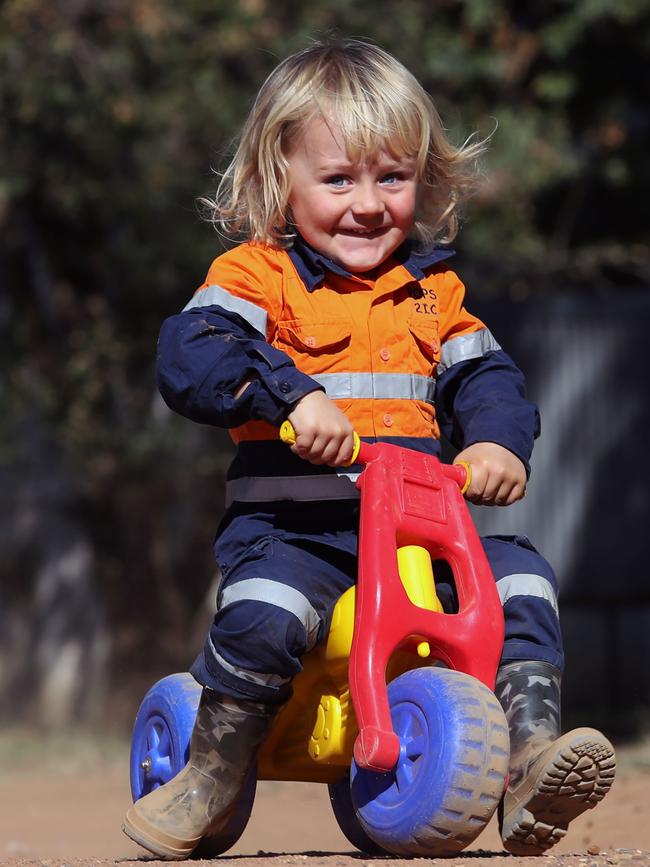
[{"xmin": 351, "ymin": 182, "xmax": 385, "ymax": 216}]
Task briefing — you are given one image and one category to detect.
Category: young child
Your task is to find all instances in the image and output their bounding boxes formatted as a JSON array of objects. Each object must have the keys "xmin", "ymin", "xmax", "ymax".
[{"xmin": 123, "ymin": 38, "xmax": 615, "ymax": 859}]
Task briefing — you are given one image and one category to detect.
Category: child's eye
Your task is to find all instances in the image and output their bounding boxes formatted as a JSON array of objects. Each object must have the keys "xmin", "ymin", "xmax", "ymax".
[
  {"xmin": 326, "ymin": 175, "xmax": 350, "ymax": 188},
  {"xmin": 381, "ymin": 173, "xmax": 401, "ymax": 185}
]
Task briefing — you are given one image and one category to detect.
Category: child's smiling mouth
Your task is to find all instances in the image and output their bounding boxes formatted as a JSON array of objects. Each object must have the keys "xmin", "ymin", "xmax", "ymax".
[{"xmin": 337, "ymin": 227, "xmax": 387, "ymax": 238}]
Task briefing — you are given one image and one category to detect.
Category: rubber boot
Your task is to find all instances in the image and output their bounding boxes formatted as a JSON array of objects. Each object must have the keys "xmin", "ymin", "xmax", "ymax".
[
  {"xmin": 122, "ymin": 688, "xmax": 279, "ymax": 860},
  {"xmin": 495, "ymin": 660, "xmax": 616, "ymax": 856}
]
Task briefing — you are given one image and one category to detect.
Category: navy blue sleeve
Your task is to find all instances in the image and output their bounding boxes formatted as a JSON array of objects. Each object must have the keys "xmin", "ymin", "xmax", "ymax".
[
  {"xmin": 436, "ymin": 349, "xmax": 541, "ymax": 475},
  {"xmin": 156, "ymin": 305, "xmax": 324, "ymax": 428}
]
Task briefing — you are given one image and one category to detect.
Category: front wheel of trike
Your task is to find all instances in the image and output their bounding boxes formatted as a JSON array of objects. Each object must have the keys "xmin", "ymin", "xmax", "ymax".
[{"xmin": 349, "ymin": 666, "xmax": 509, "ymax": 856}]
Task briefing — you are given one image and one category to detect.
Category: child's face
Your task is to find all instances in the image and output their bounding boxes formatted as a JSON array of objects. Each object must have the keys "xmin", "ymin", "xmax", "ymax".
[{"xmin": 286, "ymin": 116, "xmax": 418, "ymax": 273}]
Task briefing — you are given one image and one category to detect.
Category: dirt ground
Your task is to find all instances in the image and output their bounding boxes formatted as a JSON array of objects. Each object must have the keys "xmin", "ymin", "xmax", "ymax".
[{"xmin": 1, "ymin": 730, "xmax": 649, "ymax": 867}]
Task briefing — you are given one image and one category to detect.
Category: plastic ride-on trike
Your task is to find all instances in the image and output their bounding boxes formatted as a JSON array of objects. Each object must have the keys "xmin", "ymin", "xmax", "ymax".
[{"xmin": 128, "ymin": 428, "xmax": 510, "ymax": 857}]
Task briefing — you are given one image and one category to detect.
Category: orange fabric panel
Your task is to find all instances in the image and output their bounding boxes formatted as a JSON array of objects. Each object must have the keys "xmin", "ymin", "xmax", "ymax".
[
  {"xmin": 199, "ymin": 243, "xmax": 287, "ymax": 338},
  {"xmin": 196, "ymin": 243, "xmax": 485, "ymax": 444},
  {"xmin": 433, "ymin": 267, "xmax": 487, "ymax": 344},
  {"xmin": 231, "ymin": 398, "xmax": 441, "ymax": 443}
]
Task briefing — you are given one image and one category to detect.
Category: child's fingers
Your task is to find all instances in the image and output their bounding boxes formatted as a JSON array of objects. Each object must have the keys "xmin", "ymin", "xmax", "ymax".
[
  {"xmin": 498, "ymin": 479, "xmax": 526, "ymax": 505},
  {"xmin": 454, "ymin": 445, "xmax": 528, "ymax": 506},
  {"xmin": 477, "ymin": 474, "xmax": 526, "ymax": 506},
  {"xmin": 464, "ymin": 469, "xmax": 505, "ymax": 505},
  {"xmin": 463, "ymin": 464, "xmax": 488, "ymax": 503},
  {"xmin": 291, "ymin": 429, "xmax": 319, "ymax": 459},
  {"xmin": 294, "ymin": 429, "xmax": 352, "ymax": 466},
  {"xmin": 492, "ymin": 479, "xmax": 515, "ymax": 506},
  {"xmin": 325, "ymin": 432, "xmax": 355, "ymax": 467},
  {"xmin": 309, "ymin": 436, "xmax": 340, "ymax": 465},
  {"xmin": 319, "ymin": 431, "xmax": 355, "ymax": 466}
]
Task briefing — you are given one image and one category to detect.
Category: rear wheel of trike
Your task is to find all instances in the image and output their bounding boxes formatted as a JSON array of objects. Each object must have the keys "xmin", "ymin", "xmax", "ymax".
[
  {"xmin": 129, "ymin": 671, "xmax": 256, "ymax": 856},
  {"xmin": 350, "ymin": 666, "xmax": 509, "ymax": 856}
]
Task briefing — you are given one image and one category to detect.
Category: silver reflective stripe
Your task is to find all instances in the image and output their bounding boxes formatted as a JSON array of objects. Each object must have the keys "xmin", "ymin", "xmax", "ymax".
[
  {"xmin": 207, "ymin": 638, "xmax": 291, "ymax": 688},
  {"xmin": 314, "ymin": 372, "xmax": 435, "ymax": 404},
  {"xmin": 221, "ymin": 577, "xmax": 321, "ymax": 650},
  {"xmin": 496, "ymin": 573, "xmax": 559, "ymax": 617},
  {"xmin": 225, "ymin": 473, "xmax": 360, "ymax": 506},
  {"xmin": 182, "ymin": 284, "xmax": 268, "ymax": 336},
  {"xmin": 438, "ymin": 328, "xmax": 501, "ymax": 375}
]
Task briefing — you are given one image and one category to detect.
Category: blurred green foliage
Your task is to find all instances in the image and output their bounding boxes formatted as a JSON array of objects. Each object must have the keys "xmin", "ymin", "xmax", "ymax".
[{"xmin": 1, "ymin": 0, "xmax": 649, "ymax": 710}]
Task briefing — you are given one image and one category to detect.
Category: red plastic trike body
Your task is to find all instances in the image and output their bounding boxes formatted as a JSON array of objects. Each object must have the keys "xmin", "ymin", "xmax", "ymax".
[{"xmin": 351, "ymin": 441, "xmax": 504, "ymax": 772}]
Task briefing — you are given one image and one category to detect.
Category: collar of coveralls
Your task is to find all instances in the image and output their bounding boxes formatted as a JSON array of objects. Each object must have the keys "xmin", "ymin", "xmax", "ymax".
[{"xmin": 287, "ymin": 233, "xmax": 456, "ymax": 293}]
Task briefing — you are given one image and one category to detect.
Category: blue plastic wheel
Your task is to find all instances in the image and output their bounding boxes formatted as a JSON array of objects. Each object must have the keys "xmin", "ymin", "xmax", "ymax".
[
  {"xmin": 350, "ymin": 667, "xmax": 509, "ymax": 856},
  {"xmin": 130, "ymin": 672, "xmax": 201, "ymax": 800},
  {"xmin": 129, "ymin": 672, "xmax": 257, "ymax": 857},
  {"xmin": 328, "ymin": 770, "xmax": 387, "ymax": 854}
]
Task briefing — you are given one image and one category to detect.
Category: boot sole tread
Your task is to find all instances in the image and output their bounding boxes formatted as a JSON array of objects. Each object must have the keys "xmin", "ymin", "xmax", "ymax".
[{"xmin": 502, "ymin": 729, "xmax": 616, "ymax": 856}]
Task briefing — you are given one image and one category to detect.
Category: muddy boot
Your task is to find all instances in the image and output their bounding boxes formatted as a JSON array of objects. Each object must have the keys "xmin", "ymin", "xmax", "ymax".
[
  {"xmin": 495, "ymin": 660, "xmax": 616, "ymax": 856},
  {"xmin": 122, "ymin": 688, "xmax": 279, "ymax": 860}
]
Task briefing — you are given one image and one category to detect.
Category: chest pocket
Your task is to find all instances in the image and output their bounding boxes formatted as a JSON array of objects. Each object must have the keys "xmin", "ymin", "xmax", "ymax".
[
  {"xmin": 408, "ymin": 318, "xmax": 441, "ymax": 376},
  {"xmin": 275, "ymin": 320, "xmax": 351, "ymax": 374}
]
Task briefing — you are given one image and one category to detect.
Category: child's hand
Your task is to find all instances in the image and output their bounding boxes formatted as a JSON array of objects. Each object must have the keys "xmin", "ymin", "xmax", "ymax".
[
  {"xmin": 286, "ymin": 391, "xmax": 355, "ymax": 466},
  {"xmin": 453, "ymin": 442, "xmax": 526, "ymax": 506}
]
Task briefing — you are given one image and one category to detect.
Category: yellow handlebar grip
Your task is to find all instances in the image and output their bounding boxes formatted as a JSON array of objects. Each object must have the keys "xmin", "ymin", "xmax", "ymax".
[
  {"xmin": 348, "ymin": 431, "xmax": 361, "ymax": 465},
  {"xmin": 279, "ymin": 421, "xmax": 361, "ymax": 466},
  {"xmin": 279, "ymin": 420, "xmax": 297, "ymax": 445}
]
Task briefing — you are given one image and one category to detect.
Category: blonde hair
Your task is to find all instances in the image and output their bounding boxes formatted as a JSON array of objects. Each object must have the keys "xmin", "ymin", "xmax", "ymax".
[{"xmin": 203, "ymin": 38, "xmax": 485, "ymax": 248}]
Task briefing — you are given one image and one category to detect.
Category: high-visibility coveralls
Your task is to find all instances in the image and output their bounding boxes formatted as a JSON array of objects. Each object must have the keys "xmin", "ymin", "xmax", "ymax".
[{"xmin": 157, "ymin": 238, "xmax": 563, "ymax": 704}]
